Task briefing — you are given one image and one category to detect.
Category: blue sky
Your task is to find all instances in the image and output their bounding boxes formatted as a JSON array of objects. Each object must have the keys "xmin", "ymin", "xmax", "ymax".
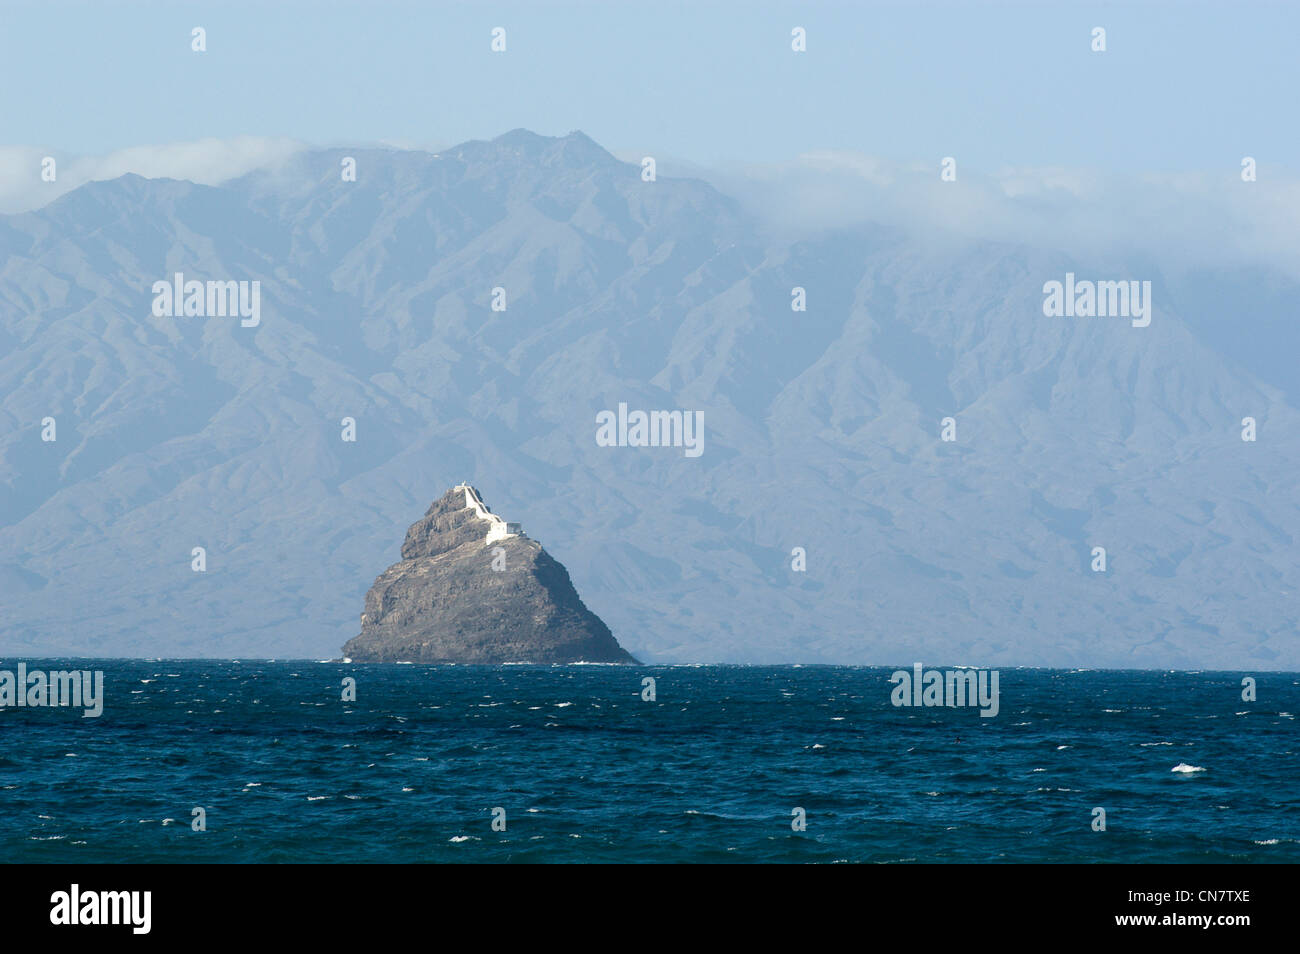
[{"xmin": 2, "ymin": 0, "xmax": 1297, "ymax": 172}]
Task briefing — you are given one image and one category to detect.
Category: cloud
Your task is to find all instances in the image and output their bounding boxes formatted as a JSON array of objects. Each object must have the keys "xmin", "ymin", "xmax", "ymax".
[
  {"xmin": 7, "ymin": 137, "xmax": 1298, "ymax": 281},
  {"xmin": 658, "ymin": 151, "xmax": 1300, "ymax": 279},
  {"xmin": 0, "ymin": 137, "xmax": 307, "ymax": 214}
]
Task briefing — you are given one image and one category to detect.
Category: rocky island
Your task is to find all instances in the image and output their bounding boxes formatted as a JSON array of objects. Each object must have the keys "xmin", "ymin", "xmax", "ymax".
[{"xmin": 343, "ymin": 485, "xmax": 637, "ymax": 664}]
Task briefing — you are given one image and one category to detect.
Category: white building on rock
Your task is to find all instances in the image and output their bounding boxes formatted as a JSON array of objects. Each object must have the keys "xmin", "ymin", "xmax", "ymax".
[{"xmin": 455, "ymin": 483, "xmax": 524, "ymax": 544}]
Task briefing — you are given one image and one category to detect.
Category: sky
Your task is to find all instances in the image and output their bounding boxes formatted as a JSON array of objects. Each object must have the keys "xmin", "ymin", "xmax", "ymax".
[
  {"xmin": 1, "ymin": 0, "xmax": 1297, "ymax": 171},
  {"xmin": 1, "ymin": 1, "xmax": 1296, "ymax": 276}
]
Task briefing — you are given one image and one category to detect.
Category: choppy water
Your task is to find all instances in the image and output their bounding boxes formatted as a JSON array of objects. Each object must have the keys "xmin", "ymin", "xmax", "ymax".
[{"xmin": 2, "ymin": 662, "xmax": 1296, "ymax": 862}]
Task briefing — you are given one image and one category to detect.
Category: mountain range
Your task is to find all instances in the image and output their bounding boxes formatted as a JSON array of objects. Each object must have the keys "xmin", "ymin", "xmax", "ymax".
[{"xmin": 1, "ymin": 128, "xmax": 1297, "ymax": 668}]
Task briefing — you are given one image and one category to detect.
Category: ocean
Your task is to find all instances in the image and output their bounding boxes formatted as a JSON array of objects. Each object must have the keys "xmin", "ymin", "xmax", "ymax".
[{"xmin": 3, "ymin": 662, "xmax": 1296, "ymax": 863}]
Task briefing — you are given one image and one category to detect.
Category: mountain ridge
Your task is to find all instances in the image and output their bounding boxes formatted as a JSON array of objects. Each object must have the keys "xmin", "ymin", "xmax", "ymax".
[{"xmin": 1, "ymin": 128, "xmax": 1297, "ymax": 668}]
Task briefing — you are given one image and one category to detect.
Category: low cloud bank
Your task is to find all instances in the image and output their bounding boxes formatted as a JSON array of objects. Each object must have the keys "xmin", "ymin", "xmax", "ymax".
[
  {"xmin": 673, "ymin": 150, "xmax": 1300, "ymax": 279},
  {"xmin": 5, "ymin": 137, "xmax": 1297, "ymax": 280},
  {"xmin": 0, "ymin": 137, "xmax": 305, "ymax": 213}
]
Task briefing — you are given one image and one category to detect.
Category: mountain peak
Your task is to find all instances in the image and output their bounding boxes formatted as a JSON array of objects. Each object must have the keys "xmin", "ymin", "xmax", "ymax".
[
  {"xmin": 466, "ymin": 127, "xmax": 616, "ymax": 164},
  {"xmin": 493, "ymin": 127, "xmax": 547, "ymax": 147}
]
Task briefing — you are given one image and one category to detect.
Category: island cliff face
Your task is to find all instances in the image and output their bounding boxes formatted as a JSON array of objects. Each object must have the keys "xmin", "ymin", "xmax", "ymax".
[{"xmin": 342, "ymin": 486, "xmax": 637, "ymax": 664}]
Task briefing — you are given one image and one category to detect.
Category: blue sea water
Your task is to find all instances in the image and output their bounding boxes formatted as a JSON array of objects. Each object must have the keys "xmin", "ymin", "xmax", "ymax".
[{"xmin": 1, "ymin": 662, "xmax": 1296, "ymax": 863}]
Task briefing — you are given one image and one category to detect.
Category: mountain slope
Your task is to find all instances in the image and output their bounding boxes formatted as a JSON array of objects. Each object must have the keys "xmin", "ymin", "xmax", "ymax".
[{"xmin": 1, "ymin": 129, "xmax": 1297, "ymax": 667}]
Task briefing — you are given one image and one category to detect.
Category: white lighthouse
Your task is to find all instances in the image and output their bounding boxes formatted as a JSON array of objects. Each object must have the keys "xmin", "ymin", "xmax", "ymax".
[{"xmin": 454, "ymin": 483, "xmax": 523, "ymax": 544}]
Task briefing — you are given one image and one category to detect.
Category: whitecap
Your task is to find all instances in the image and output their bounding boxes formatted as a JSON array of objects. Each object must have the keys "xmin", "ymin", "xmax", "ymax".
[
  {"xmin": 306, "ymin": 796, "xmax": 329, "ymax": 801},
  {"xmin": 1171, "ymin": 763, "xmax": 1206, "ymax": 773},
  {"xmin": 449, "ymin": 835, "xmax": 474, "ymax": 843}
]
